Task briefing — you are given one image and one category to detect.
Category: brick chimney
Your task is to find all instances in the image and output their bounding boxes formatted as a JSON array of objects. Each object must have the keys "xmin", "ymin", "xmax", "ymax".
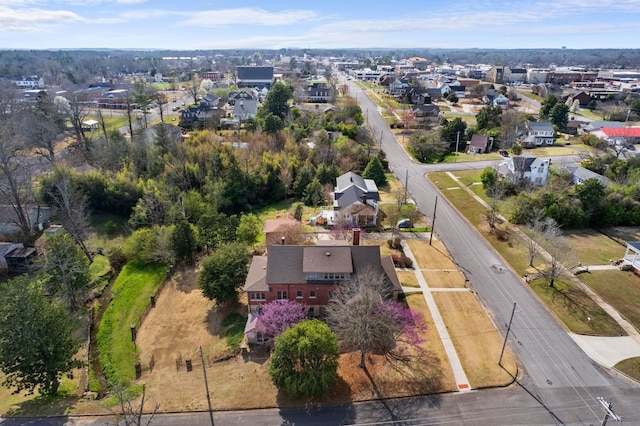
[{"xmin": 352, "ymin": 228, "xmax": 360, "ymax": 246}]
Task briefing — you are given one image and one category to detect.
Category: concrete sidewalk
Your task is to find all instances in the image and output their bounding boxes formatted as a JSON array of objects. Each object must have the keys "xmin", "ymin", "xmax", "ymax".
[
  {"xmin": 400, "ymin": 240, "xmax": 472, "ymax": 391},
  {"xmin": 569, "ymin": 334, "xmax": 640, "ymax": 368}
]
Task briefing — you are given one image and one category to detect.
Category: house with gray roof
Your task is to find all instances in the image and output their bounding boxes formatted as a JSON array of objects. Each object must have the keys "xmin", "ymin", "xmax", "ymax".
[
  {"xmin": 559, "ymin": 165, "xmax": 609, "ymax": 186},
  {"xmin": 521, "ymin": 121, "xmax": 554, "ymax": 148},
  {"xmin": 333, "ymin": 172, "xmax": 380, "ymax": 227},
  {"xmin": 244, "ymin": 231, "xmax": 401, "ymax": 326},
  {"xmin": 497, "ymin": 156, "xmax": 551, "ymax": 186}
]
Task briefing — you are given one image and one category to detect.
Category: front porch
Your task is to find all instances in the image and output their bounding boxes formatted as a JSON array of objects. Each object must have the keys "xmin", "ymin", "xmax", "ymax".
[{"xmin": 623, "ymin": 241, "xmax": 640, "ymax": 271}]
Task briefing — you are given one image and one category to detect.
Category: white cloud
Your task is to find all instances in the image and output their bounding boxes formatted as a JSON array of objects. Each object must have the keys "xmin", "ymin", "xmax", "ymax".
[
  {"xmin": 179, "ymin": 8, "xmax": 320, "ymax": 27},
  {"xmin": 0, "ymin": 6, "xmax": 86, "ymax": 32}
]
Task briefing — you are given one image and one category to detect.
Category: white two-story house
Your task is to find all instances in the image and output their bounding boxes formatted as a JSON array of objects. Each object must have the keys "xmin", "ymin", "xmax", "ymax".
[
  {"xmin": 521, "ymin": 121, "xmax": 554, "ymax": 148},
  {"xmin": 498, "ymin": 156, "xmax": 551, "ymax": 187}
]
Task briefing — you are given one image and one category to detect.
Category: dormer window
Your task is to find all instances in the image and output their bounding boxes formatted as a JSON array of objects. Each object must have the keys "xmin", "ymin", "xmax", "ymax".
[{"xmin": 306, "ymin": 272, "xmax": 351, "ymax": 281}]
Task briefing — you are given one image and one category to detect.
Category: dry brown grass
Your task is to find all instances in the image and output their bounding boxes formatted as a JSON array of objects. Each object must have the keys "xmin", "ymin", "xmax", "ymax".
[
  {"xmin": 433, "ymin": 292, "xmax": 517, "ymax": 387},
  {"xmin": 407, "ymin": 240, "xmax": 457, "ymax": 269},
  {"xmin": 397, "ymin": 270, "xmax": 419, "ymax": 288},
  {"xmin": 422, "ymin": 270, "xmax": 467, "ymax": 288}
]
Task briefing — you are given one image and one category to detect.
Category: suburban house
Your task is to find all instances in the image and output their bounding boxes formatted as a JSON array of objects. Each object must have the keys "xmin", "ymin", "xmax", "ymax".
[
  {"xmin": 179, "ymin": 104, "xmax": 223, "ymax": 127},
  {"xmin": 243, "ymin": 232, "xmax": 402, "ymax": 343},
  {"xmin": 411, "ymin": 104, "xmax": 441, "ymax": 127},
  {"xmin": 236, "ymin": 66, "xmax": 274, "ymax": 89},
  {"xmin": 0, "ymin": 205, "xmax": 51, "ymax": 236},
  {"xmin": 563, "ymin": 91, "xmax": 591, "ymax": 107},
  {"xmin": 229, "ymin": 90, "xmax": 259, "ymax": 122},
  {"xmin": 303, "ymin": 82, "xmax": 332, "ymax": 103},
  {"xmin": 559, "ymin": 165, "xmax": 609, "ymax": 186},
  {"xmin": 388, "ymin": 78, "xmax": 410, "ymax": 96},
  {"xmin": 580, "ymin": 121, "xmax": 622, "ymax": 134},
  {"xmin": 482, "ymin": 89, "xmax": 509, "ymax": 109},
  {"xmin": 199, "ymin": 94, "xmax": 219, "ymax": 109},
  {"xmin": 468, "ymin": 134, "xmax": 493, "ymax": 154},
  {"xmin": 333, "ymin": 172, "xmax": 380, "ymax": 227},
  {"xmin": 520, "ymin": 121, "xmax": 555, "ymax": 148},
  {"xmin": 498, "ymin": 156, "xmax": 551, "ymax": 186}
]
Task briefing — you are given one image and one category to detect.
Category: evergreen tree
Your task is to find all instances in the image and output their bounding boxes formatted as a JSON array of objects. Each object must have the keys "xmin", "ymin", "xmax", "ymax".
[{"xmin": 362, "ymin": 156, "xmax": 388, "ymax": 187}]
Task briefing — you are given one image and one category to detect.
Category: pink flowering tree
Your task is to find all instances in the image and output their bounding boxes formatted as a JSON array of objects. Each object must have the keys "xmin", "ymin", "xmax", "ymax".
[
  {"xmin": 257, "ymin": 300, "xmax": 307, "ymax": 347},
  {"xmin": 326, "ymin": 267, "xmax": 427, "ymax": 368}
]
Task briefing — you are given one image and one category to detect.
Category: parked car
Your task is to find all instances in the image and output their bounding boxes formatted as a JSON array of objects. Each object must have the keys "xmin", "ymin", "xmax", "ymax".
[
  {"xmin": 499, "ymin": 150, "xmax": 509, "ymax": 157},
  {"xmin": 397, "ymin": 218, "xmax": 412, "ymax": 229}
]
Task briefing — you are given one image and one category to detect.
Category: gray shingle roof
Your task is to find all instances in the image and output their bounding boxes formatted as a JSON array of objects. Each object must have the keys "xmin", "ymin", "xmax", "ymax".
[{"xmin": 237, "ymin": 66, "xmax": 274, "ymax": 81}]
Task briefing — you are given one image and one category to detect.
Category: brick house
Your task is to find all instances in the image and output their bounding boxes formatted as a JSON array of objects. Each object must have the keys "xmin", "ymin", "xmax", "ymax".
[{"xmin": 244, "ymin": 231, "xmax": 401, "ymax": 318}]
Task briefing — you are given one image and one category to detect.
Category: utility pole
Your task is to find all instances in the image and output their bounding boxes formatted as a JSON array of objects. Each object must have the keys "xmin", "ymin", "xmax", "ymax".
[
  {"xmin": 499, "ymin": 302, "xmax": 517, "ymax": 367},
  {"xmin": 429, "ymin": 196, "xmax": 438, "ymax": 246},
  {"xmin": 597, "ymin": 397, "xmax": 622, "ymax": 425},
  {"xmin": 404, "ymin": 169, "xmax": 408, "ymax": 205},
  {"xmin": 455, "ymin": 131, "xmax": 460, "ymax": 162},
  {"xmin": 198, "ymin": 346, "xmax": 215, "ymax": 426}
]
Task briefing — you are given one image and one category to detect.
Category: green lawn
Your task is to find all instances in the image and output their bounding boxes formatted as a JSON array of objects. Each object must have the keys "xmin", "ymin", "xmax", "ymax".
[
  {"xmin": 96, "ymin": 261, "xmax": 168, "ymax": 384},
  {"xmin": 580, "ymin": 270, "xmax": 640, "ymax": 331},
  {"xmin": 84, "ymin": 114, "xmax": 130, "ymax": 135},
  {"xmin": 442, "ymin": 152, "xmax": 502, "ymax": 163},
  {"xmin": 89, "ymin": 254, "xmax": 111, "ymax": 283},
  {"xmin": 528, "ymin": 277, "xmax": 624, "ymax": 336},
  {"xmin": 517, "ymin": 90, "xmax": 543, "ymax": 102},
  {"xmin": 573, "ymin": 109, "xmax": 604, "ymax": 121},
  {"xmin": 564, "ymin": 229, "xmax": 626, "ymax": 265},
  {"xmin": 615, "ymin": 357, "xmax": 640, "ymax": 381}
]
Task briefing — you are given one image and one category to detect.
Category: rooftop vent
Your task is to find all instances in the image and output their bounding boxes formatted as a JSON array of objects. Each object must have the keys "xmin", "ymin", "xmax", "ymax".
[{"xmin": 325, "ymin": 251, "xmax": 331, "ymax": 256}]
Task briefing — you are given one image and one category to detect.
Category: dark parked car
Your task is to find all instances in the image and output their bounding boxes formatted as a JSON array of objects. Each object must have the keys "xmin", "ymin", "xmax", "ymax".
[
  {"xmin": 499, "ymin": 150, "xmax": 509, "ymax": 157},
  {"xmin": 397, "ymin": 218, "xmax": 412, "ymax": 229}
]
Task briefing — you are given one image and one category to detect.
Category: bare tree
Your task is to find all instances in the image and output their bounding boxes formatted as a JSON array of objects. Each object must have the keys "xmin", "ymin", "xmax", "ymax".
[
  {"xmin": 55, "ymin": 93, "xmax": 89, "ymax": 147},
  {"xmin": 499, "ymin": 110, "xmax": 520, "ymax": 149},
  {"xmin": 525, "ymin": 209, "xmax": 546, "ymax": 268},
  {"xmin": 487, "ymin": 182, "xmax": 506, "ymax": 229},
  {"xmin": 186, "ymin": 76, "xmax": 200, "ymax": 105},
  {"xmin": 326, "ymin": 267, "xmax": 425, "ymax": 369},
  {"xmin": 539, "ymin": 218, "xmax": 572, "ymax": 288},
  {"xmin": 47, "ymin": 166, "xmax": 92, "ymax": 260},
  {"xmin": 0, "ymin": 120, "xmax": 37, "ymax": 243},
  {"xmin": 156, "ymin": 91, "xmax": 167, "ymax": 123},
  {"xmin": 0, "ymin": 80, "xmax": 20, "ymax": 119},
  {"xmin": 106, "ymin": 383, "xmax": 159, "ymax": 426},
  {"xmin": 19, "ymin": 93, "xmax": 66, "ymax": 163}
]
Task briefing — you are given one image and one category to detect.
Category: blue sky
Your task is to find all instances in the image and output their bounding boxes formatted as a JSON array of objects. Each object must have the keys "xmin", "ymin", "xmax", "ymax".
[{"xmin": 2, "ymin": 0, "xmax": 640, "ymax": 50}]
